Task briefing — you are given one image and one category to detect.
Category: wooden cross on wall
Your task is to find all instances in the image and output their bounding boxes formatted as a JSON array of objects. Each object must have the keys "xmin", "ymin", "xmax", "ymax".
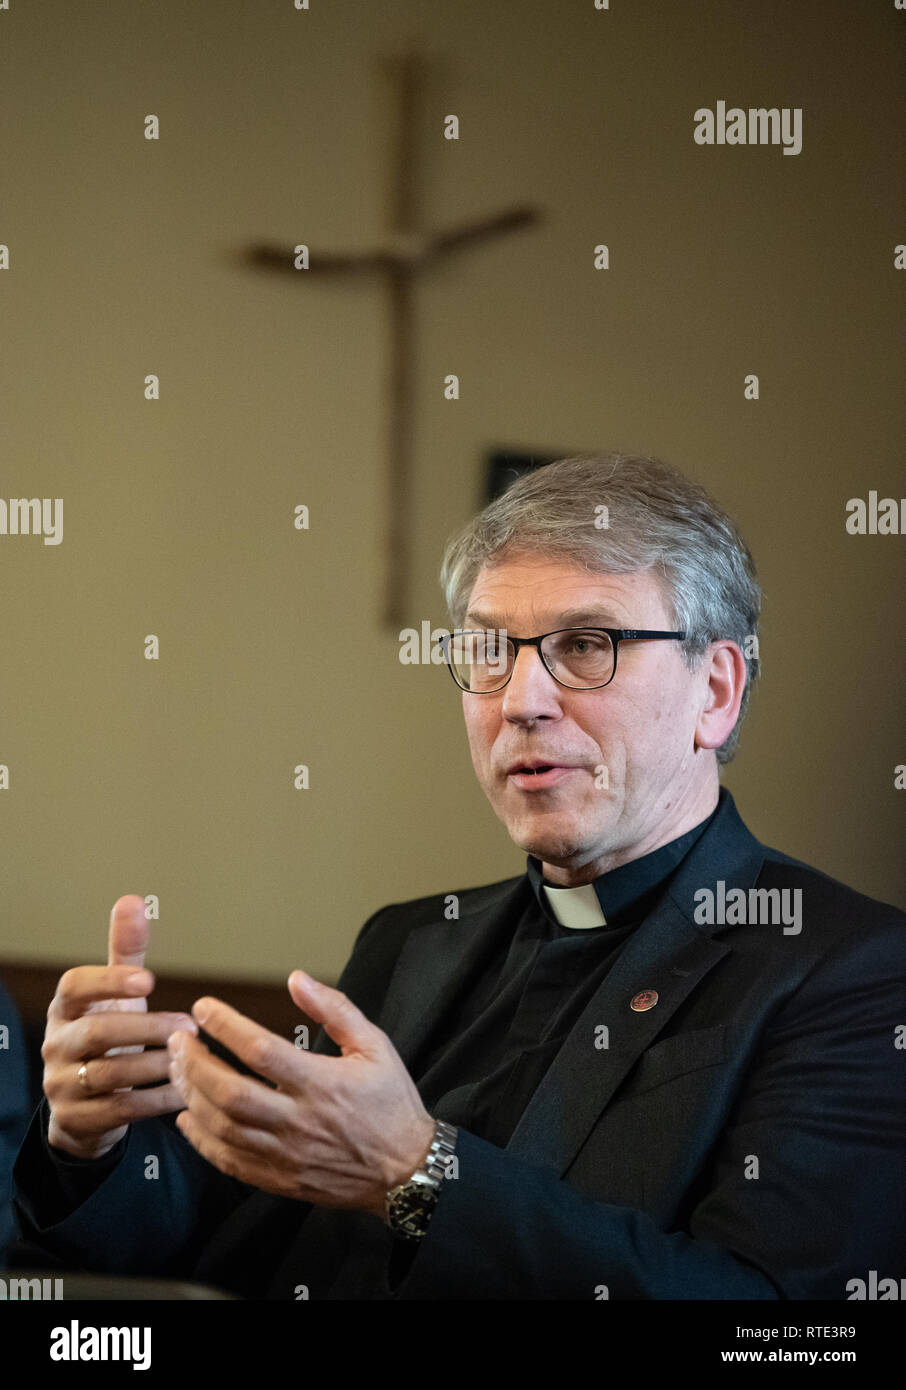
[{"xmin": 238, "ymin": 50, "xmax": 541, "ymax": 628}]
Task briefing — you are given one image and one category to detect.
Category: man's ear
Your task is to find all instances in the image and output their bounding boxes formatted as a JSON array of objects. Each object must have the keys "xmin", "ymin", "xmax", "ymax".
[{"xmin": 694, "ymin": 641, "xmax": 748, "ymax": 751}]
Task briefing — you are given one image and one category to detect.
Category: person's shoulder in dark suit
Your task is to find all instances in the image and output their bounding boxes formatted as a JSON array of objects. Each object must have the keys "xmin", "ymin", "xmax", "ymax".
[{"xmin": 0, "ymin": 977, "xmax": 32, "ymax": 1267}]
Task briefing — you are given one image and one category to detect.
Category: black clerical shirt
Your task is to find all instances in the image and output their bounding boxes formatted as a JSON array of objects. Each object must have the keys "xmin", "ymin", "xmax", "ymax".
[{"xmin": 33, "ymin": 803, "xmax": 719, "ymax": 1229}]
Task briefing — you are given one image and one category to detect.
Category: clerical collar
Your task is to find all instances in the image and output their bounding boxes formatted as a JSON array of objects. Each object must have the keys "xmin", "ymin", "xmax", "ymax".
[{"xmin": 526, "ymin": 798, "xmax": 721, "ymax": 930}]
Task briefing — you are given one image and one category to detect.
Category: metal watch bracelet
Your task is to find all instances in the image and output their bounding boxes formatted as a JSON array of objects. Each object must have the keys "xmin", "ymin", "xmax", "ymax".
[{"xmin": 385, "ymin": 1119, "xmax": 458, "ymax": 1238}]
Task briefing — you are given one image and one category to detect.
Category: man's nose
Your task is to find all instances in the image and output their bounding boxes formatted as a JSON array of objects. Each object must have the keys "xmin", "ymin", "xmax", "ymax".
[{"xmin": 500, "ymin": 645, "xmax": 564, "ymax": 721}]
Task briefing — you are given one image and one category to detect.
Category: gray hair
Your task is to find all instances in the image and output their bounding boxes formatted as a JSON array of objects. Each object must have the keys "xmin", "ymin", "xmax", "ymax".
[{"xmin": 439, "ymin": 452, "xmax": 761, "ymax": 764}]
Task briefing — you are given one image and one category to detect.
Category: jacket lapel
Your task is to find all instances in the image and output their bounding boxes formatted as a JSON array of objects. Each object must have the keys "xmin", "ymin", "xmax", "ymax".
[
  {"xmin": 504, "ymin": 898, "xmax": 730, "ymax": 1170},
  {"xmin": 507, "ymin": 788, "xmax": 766, "ymax": 1172},
  {"xmin": 378, "ymin": 875, "xmax": 534, "ymax": 1065}
]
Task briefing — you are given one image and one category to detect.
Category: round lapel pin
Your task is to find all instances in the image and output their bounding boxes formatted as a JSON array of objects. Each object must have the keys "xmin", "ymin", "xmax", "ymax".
[{"xmin": 630, "ymin": 989, "xmax": 659, "ymax": 1012}]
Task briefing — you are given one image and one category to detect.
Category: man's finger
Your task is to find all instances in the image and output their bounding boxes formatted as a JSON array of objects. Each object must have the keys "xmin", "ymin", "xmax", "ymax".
[
  {"xmin": 61, "ymin": 1010, "xmax": 198, "ymax": 1060},
  {"xmin": 49, "ymin": 965, "xmax": 155, "ymax": 1023},
  {"xmin": 175, "ymin": 1109, "xmax": 283, "ymax": 1190},
  {"xmin": 51, "ymin": 1083, "xmax": 189, "ymax": 1141},
  {"xmin": 56, "ymin": 1044, "xmax": 189, "ymax": 1097},
  {"xmin": 189, "ymin": 996, "xmax": 307, "ymax": 1089},
  {"xmin": 287, "ymin": 971, "xmax": 379, "ymax": 1056},
  {"xmin": 108, "ymin": 895, "xmax": 150, "ymax": 969},
  {"xmin": 169, "ymin": 1030, "xmax": 295, "ymax": 1127},
  {"xmin": 171, "ymin": 1059, "xmax": 286, "ymax": 1159}
]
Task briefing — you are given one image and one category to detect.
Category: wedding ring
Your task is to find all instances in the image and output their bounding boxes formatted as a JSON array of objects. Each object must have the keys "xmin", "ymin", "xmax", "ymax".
[{"xmin": 77, "ymin": 1062, "xmax": 91, "ymax": 1093}]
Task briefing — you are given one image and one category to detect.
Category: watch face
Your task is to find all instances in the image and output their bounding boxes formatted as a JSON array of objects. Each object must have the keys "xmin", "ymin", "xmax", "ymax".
[{"xmin": 389, "ymin": 1183, "xmax": 439, "ymax": 1238}]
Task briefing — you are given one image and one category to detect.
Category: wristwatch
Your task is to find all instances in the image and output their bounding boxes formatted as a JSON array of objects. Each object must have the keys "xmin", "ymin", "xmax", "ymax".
[{"xmin": 385, "ymin": 1119, "xmax": 458, "ymax": 1240}]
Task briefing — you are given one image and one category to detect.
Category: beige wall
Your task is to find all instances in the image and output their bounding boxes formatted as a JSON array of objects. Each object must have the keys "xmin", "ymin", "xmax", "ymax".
[{"xmin": 0, "ymin": 0, "xmax": 902, "ymax": 985}]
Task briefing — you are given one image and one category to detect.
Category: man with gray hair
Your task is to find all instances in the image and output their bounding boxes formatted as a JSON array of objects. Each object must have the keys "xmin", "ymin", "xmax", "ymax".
[{"xmin": 11, "ymin": 453, "xmax": 906, "ymax": 1299}]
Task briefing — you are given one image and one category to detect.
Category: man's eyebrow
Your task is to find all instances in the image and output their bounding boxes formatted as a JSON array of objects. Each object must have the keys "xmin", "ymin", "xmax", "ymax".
[{"xmin": 464, "ymin": 608, "xmax": 625, "ymax": 629}]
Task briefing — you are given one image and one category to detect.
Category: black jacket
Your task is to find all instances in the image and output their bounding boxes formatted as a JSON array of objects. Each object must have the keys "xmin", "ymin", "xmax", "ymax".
[
  {"xmin": 0, "ymin": 978, "xmax": 30, "ymax": 1266},
  {"xmin": 11, "ymin": 790, "xmax": 906, "ymax": 1298}
]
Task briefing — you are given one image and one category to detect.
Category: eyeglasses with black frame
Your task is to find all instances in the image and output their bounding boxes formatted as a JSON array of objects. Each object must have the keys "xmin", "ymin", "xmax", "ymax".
[{"xmin": 438, "ymin": 627, "xmax": 688, "ymax": 693}]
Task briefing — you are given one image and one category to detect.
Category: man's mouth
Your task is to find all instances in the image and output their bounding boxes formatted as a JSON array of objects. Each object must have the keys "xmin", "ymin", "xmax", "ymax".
[{"xmin": 506, "ymin": 763, "xmax": 579, "ymax": 789}]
